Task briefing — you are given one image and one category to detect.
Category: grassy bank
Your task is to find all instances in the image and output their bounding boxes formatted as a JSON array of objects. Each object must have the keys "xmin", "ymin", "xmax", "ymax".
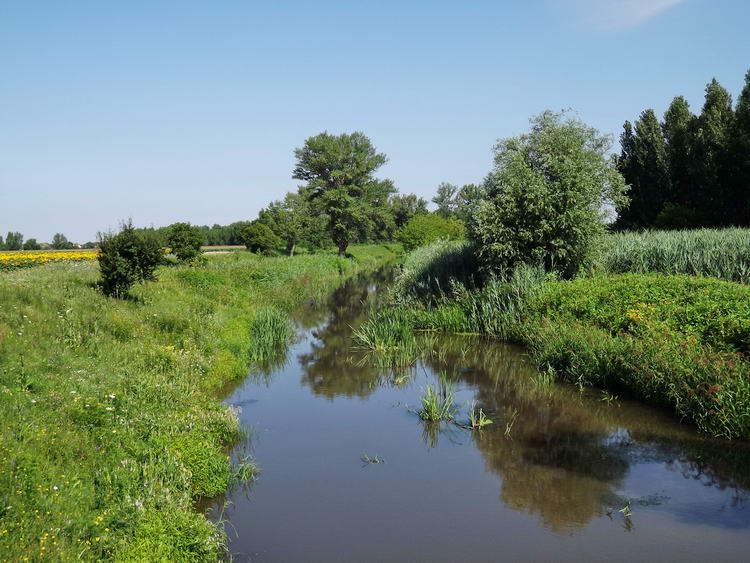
[
  {"xmin": 357, "ymin": 240, "xmax": 750, "ymax": 439},
  {"xmin": 0, "ymin": 244, "xmax": 398, "ymax": 561}
]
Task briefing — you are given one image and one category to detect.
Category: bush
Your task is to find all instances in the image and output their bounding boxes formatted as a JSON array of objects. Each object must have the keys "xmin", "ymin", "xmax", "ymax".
[
  {"xmin": 395, "ymin": 213, "xmax": 464, "ymax": 251},
  {"xmin": 98, "ymin": 221, "xmax": 164, "ymax": 297},
  {"xmin": 468, "ymin": 110, "xmax": 628, "ymax": 278},
  {"xmin": 167, "ymin": 222, "xmax": 205, "ymax": 263},
  {"xmin": 241, "ymin": 222, "xmax": 280, "ymax": 254}
]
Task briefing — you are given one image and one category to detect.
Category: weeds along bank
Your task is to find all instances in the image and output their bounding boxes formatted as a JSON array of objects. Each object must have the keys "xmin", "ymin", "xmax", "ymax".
[
  {"xmin": 0, "ymin": 244, "xmax": 397, "ymax": 562},
  {"xmin": 357, "ymin": 239, "xmax": 750, "ymax": 440}
]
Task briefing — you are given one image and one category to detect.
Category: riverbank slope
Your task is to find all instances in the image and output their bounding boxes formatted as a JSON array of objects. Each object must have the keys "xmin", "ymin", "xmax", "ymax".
[{"xmin": 0, "ymin": 244, "xmax": 398, "ymax": 561}]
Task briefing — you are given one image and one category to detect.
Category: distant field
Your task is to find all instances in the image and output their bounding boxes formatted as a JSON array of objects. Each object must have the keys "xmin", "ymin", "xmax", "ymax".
[{"xmin": 0, "ymin": 249, "xmax": 98, "ymax": 270}]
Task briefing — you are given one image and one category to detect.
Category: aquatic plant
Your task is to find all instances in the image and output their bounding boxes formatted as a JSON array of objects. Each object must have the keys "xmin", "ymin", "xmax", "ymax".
[
  {"xmin": 360, "ymin": 453, "xmax": 386, "ymax": 466},
  {"xmin": 416, "ymin": 377, "xmax": 457, "ymax": 421},
  {"xmin": 467, "ymin": 400, "xmax": 493, "ymax": 429}
]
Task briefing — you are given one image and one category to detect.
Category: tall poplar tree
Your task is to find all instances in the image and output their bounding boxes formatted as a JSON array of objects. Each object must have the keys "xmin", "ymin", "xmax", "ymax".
[
  {"xmin": 732, "ymin": 70, "xmax": 750, "ymax": 225},
  {"xmin": 661, "ymin": 96, "xmax": 697, "ymax": 227},
  {"xmin": 616, "ymin": 110, "xmax": 670, "ymax": 228},
  {"xmin": 692, "ymin": 79, "xmax": 735, "ymax": 225}
]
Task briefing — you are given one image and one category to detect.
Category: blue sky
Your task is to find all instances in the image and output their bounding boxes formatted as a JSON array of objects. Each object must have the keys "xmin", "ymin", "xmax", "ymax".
[{"xmin": 1, "ymin": 0, "xmax": 749, "ymax": 242}]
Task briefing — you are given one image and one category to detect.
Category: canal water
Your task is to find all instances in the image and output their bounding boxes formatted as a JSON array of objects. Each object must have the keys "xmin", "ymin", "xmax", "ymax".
[{"xmin": 206, "ymin": 268, "xmax": 750, "ymax": 562}]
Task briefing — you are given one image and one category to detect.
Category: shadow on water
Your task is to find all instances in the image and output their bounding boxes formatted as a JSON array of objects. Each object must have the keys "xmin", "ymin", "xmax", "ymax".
[{"xmin": 206, "ymin": 267, "xmax": 750, "ymax": 562}]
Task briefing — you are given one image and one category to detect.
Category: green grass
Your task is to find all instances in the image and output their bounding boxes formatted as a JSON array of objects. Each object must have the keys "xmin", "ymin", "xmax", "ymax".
[
  {"xmin": 0, "ymin": 244, "xmax": 397, "ymax": 561},
  {"xmin": 600, "ymin": 228, "xmax": 750, "ymax": 283},
  {"xmin": 416, "ymin": 377, "xmax": 457, "ymax": 421}
]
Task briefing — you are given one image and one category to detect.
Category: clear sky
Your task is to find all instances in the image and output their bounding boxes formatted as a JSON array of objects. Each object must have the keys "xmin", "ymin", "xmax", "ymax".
[{"xmin": 1, "ymin": 0, "xmax": 749, "ymax": 242}]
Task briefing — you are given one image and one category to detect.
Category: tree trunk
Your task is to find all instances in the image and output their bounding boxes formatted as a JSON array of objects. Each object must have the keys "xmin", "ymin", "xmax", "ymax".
[{"xmin": 287, "ymin": 243, "xmax": 296, "ymax": 257}]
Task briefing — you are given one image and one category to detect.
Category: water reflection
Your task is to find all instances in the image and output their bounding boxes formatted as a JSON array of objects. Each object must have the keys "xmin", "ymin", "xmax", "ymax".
[
  {"xmin": 298, "ymin": 269, "xmax": 393, "ymax": 399},
  {"xmin": 299, "ymin": 273, "xmax": 750, "ymax": 533}
]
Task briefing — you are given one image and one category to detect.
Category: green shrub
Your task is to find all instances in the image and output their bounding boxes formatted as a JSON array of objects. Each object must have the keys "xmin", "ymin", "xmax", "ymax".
[
  {"xmin": 241, "ymin": 221, "xmax": 280, "ymax": 254},
  {"xmin": 395, "ymin": 213, "xmax": 464, "ymax": 251},
  {"xmin": 98, "ymin": 221, "xmax": 164, "ymax": 297},
  {"xmin": 167, "ymin": 222, "xmax": 205, "ymax": 263},
  {"xmin": 468, "ymin": 110, "xmax": 628, "ymax": 278}
]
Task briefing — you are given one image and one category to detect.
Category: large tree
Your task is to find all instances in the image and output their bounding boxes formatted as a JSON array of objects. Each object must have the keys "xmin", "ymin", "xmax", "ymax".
[
  {"xmin": 616, "ymin": 109, "xmax": 671, "ymax": 229},
  {"xmin": 469, "ymin": 111, "xmax": 628, "ymax": 278},
  {"xmin": 660, "ymin": 96, "xmax": 697, "ymax": 227},
  {"xmin": 732, "ymin": 70, "xmax": 750, "ymax": 225},
  {"xmin": 692, "ymin": 78, "xmax": 735, "ymax": 225},
  {"xmin": 293, "ymin": 131, "xmax": 395, "ymax": 255}
]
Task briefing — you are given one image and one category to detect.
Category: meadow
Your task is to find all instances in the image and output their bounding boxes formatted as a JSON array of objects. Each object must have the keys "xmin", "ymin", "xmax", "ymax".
[
  {"xmin": 0, "ymin": 244, "xmax": 398, "ymax": 561},
  {"xmin": 357, "ymin": 230, "xmax": 750, "ymax": 439}
]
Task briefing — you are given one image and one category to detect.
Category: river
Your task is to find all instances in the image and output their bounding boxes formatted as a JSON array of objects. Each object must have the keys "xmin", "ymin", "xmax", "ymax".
[{"xmin": 206, "ymin": 268, "xmax": 750, "ymax": 562}]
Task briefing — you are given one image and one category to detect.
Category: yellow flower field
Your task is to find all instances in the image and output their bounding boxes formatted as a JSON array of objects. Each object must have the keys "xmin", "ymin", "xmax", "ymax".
[{"xmin": 0, "ymin": 249, "xmax": 98, "ymax": 270}]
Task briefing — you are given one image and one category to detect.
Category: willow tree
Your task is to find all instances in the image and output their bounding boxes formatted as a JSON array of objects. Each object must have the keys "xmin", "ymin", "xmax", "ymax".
[
  {"xmin": 293, "ymin": 131, "xmax": 395, "ymax": 255},
  {"xmin": 469, "ymin": 111, "xmax": 628, "ymax": 278}
]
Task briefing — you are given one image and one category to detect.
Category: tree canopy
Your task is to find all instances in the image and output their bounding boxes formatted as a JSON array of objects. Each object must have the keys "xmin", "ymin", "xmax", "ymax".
[{"xmin": 293, "ymin": 131, "xmax": 396, "ymax": 255}]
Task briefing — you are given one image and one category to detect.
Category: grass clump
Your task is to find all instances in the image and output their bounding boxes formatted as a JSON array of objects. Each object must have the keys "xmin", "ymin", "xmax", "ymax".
[{"xmin": 416, "ymin": 377, "xmax": 457, "ymax": 421}]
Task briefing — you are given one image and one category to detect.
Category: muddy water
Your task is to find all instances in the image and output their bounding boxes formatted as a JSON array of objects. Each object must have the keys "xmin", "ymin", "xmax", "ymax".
[{"xmin": 207, "ymin": 269, "xmax": 750, "ymax": 562}]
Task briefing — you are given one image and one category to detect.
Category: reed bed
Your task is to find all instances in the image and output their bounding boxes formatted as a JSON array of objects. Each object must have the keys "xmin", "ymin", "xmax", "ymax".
[{"xmin": 601, "ymin": 228, "xmax": 750, "ymax": 283}]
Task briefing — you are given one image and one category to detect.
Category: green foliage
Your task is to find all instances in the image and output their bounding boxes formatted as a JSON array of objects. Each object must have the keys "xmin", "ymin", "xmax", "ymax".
[
  {"xmin": 532, "ymin": 274, "xmax": 750, "ymax": 355},
  {"xmin": 22, "ymin": 238, "xmax": 41, "ymax": 250},
  {"xmin": 431, "ymin": 182, "xmax": 482, "ymax": 220},
  {"xmin": 616, "ymin": 110, "xmax": 671, "ymax": 229},
  {"xmin": 469, "ymin": 110, "xmax": 628, "ymax": 278},
  {"xmin": 735, "ymin": 71, "xmax": 750, "ymax": 225},
  {"xmin": 98, "ymin": 221, "xmax": 164, "ymax": 297},
  {"xmin": 600, "ymin": 228, "xmax": 750, "ymax": 283},
  {"xmin": 395, "ymin": 213, "xmax": 465, "ymax": 251},
  {"xmin": 293, "ymin": 131, "xmax": 396, "ymax": 255},
  {"xmin": 432, "ymin": 182, "xmax": 458, "ymax": 217},
  {"xmin": 618, "ymin": 70, "xmax": 750, "ymax": 229},
  {"xmin": 257, "ymin": 191, "xmax": 331, "ymax": 255},
  {"xmin": 51, "ymin": 232, "xmax": 75, "ymax": 249},
  {"xmin": 524, "ymin": 278, "xmax": 750, "ymax": 439},
  {"xmin": 389, "ymin": 193, "xmax": 428, "ymax": 228},
  {"xmin": 241, "ymin": 221, "xmax": 280, "ymax": 254},
  {"xmin": 4, "ymin": 231, "xmax": 23, "ymax": 250},
  {"xmin": 167, "ymin": 222, "xmax": 205, "ymax": 263},
  {"xmin": 391, "ymin": 239, "xmax": 478, "ymax": 303}
]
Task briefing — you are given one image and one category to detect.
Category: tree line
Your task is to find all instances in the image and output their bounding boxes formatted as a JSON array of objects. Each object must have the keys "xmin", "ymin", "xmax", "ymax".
[
  {"xmin": 616, "ymin": 69, "xmax": 750, "ymax": 229},
  {"xmin": 0, "ymin": 231, "xmax": 80, "ymax": 250}
]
